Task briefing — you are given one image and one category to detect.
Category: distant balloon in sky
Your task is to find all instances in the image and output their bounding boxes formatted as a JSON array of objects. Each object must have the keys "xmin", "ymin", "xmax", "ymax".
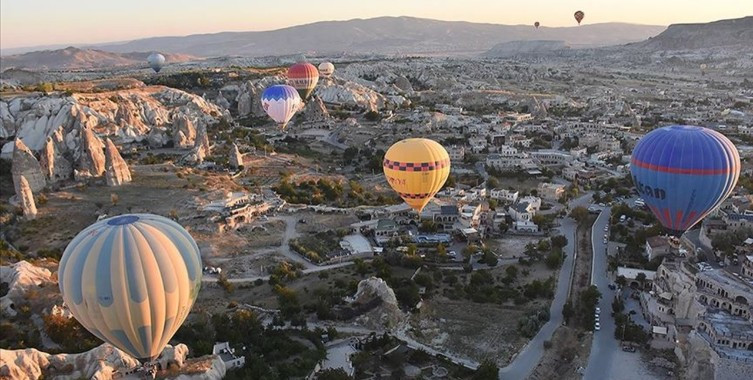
[
  {"xmin": 261, "ymin": 84, "xmax": 302, "ymax": 129},
  {"xmin": 318, "ymin": 62, "xmax": 335, "ymax": 78},
  {"xmin": 383, "ymin": 138, "xmax": 451, "ymax": 213},
  {"xmin": 630, "ymin": 125, "xmax": 740, "ymax": 236},
  {"xmin": 147, "ymin": 53, "xmax": 165, "ymax": 73},
  {"xmin": 574, "ymin": 11, "xmax": 585, "ymax": 25},
  {"xmin": 58, "ymin": 214, "xmax": 202, "ymax": 363},
  {"xmin": 534, "ymin": 21, "xmax": 540, "ymax": 29},
  {"xmin": 287, "ymin": 62, "xmax": 320, "ymax": 100}
]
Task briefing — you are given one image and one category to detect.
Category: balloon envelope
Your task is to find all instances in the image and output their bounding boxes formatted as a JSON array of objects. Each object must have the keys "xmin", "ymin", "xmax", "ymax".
[
  {"xmin": 58, "ymin": 214, "xmax": 202, "ymax": 362},
  {"xmin": 383, "ymin": 138, "xmax": 451, "ymax": 212},
  {"xmin": 630, "ymin": 125, "xmax": 740, "ymax": 235},
  {"xmin": 261, "ymin": 85, "xmax": 302, "ymax": 129},
  {"xmin": 574, "ymin": 11, "xmax": 585, "ymax": 25},
  {"xmin": 534, "ymin": 21, "xmax": 540, "ymax": 28},
  {"xmin": 318, "ymin": 62, "xmax": 335, "ymax": 77},
  {"xmin": 147, "ymin": 53, "xmax": 165, "ymax": 73},
  {"xmin": 287, "ymin": 62, "xmax": 319, "ymax": 100}
]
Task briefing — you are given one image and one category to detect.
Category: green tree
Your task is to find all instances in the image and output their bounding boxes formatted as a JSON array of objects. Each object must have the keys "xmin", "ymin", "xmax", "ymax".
[
  {"xmin": 616, "ymin": 275, "xmax": 627, "ymax": 288},
  {"xmin": 316, "ymin": 368, "xmax": 354, "ymax": 380},
  {"xmin": 473, "ymin": 359, "xmax": 499, "ymax": 380},
  {"xmin": 506, "ymin": 265, "xmax": 519, "ymax": 280},
  {"xmin": 569, "ymin": 206, "xmax": 590, "ymax": 225}
]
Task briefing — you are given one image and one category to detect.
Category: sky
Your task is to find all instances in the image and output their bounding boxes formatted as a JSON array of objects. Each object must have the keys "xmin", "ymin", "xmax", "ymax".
[{"xmin": 2, "ymin": 0, "xmax": 751, "ymax": 49}]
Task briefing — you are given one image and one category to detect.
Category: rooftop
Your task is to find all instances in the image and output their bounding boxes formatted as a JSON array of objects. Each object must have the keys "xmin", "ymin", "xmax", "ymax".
[
  {"xmin": 703, "ymin": 310, "xmax": 753, "ymax": 339},
  {"xmin": 697, "ymin": 269, "xmax": 753, "ymax": 294},
  {"xmin": 617, "ymin": 267, "xmax": 656, "ymax": 281},
  {"xmin": 440, "ymin": 205, "xmax": 459, "ymax": 215},
  {"xmin": 647, "ymin": 236, "xmax": 670, "ymax": 249}
]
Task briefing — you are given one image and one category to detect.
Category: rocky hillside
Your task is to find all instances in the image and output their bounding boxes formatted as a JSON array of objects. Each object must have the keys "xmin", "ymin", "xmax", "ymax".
[
  {"xmin": 0, "ymin": 343, "xmax": 225, "ymax": 380},
  {"xmin": 1, "ymin": 85, "xmax": 226, "ymax": 158},
  {"xmin": 0, "ymin": 47, "xmax": 196, "ymax": 71},
  {"xmin": 628, "ymin": 16, "xmax": 753, "ymax": 50},
  {"xmin": 484, "ymin": 40, "xmax": 570, "ymax": 57},
  {"xmin": 84, "ymin": 17, "xmax": 664, "ymax": 56}
]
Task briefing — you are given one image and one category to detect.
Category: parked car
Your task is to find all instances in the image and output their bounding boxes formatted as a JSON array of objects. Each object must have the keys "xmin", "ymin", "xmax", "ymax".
[
  {"xmin": 595, "ymin": 314, "xmax": 600, "ymax": 321},
  {"xmin": 595, "ymin": 307, "xmax": 601, "ymax": 314},
  {"xmin": 594, "ymin": 322, "xmax": 601, "ymax": 331},
  {"xmin": 604, "ymin": 226, "xmax": 609, "ymax": 232},
  {"xmin": 622, "ymin": 345, "xmax": 636, "ymax": 352}
]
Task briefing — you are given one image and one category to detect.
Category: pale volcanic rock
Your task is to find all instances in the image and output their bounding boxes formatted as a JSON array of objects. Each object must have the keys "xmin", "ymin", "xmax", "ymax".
[
  {"xmin": 76, "ymin": 126, "xmax": 105, "ymax": 178},
  {"xmin": 11, "ymin": 138, "xmax": 46, "ymax": 194},
  {"xmin": 393, "ymin": 76, "xmax": 413, "ymax": 93},
  {"xmin": 175, "ymin": 130, "xmax": 190, "ymax": 149},
  {"xmin": 0, "ymin": 341, "xmax": 221, "ymax": 380},
  {"xmin": 194, "ymin": 123, "xmax": 211, "ymax": 156},
  {"xmin": 0, "ymin": 260, "xmax": 53, "ymax": 317},
  {"xmin": 301, "ymin": 96, "xmax": 330, "ymax": 122},
  {"xmin": 235, "ymin": 76, "xmax": 284, "ymax": 117},
  {"xmin": 229, "ymin": 143, "xmax": 243, "ymax": 169},
  {"xmin": 39, "ymin": 135, "xmax": 73, "ymax": 183},
  {"xmin": 104, "ymin": 138, "xmax": 132, "ymax": 186},
  {"xmin": 351, "ymin": 276, "xmax": 406, "ymax": 329},
  {"xmin": 16, "ymin": 176, "xmax": 37, "ymax": 220},
  {"xmin": 0, "ymin": 87, "xmax": 225, "ymax": 158},
  {"xmin": 172, "ymin": 114, "xmax": 197, "ymax": 148},
  {"xmin": 315, "ymin": 78, "xmax": 391, "ymax": 112}
]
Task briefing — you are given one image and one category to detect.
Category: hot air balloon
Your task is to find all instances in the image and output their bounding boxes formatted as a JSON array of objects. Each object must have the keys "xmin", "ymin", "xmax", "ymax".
[
  {"xmin": 700, "ymin": 63, "xmax": 708, "ymax": 76},
  {"xmin": 147, "ymin": 53, "xmax": 165, "ymax": 73},
  {"xmin": 630, "ymin": 125, "xmax": 740, "ymax": 236},
  {"xmin": 287, "ymin": 62, "xmax": 319, "ymax": 100},
  {"xmin": 383, "ymin": 138, "xmax": 451, "ymax": 213},
  {"xmin": 318, "ymin": 62, "xmax": 335, "ymax": 78},
  {"xmin": 261, "ymin": 85, "xmax": 302, "ymax": 129},
  {"xmin": 574, "ymin": 10, "xmax": 585, "ymax": 25},
  {"xmin": 58, "ymin": 214, "xmax": 202, "ymax": 363},
  {"xmin": 534, "ymin": 21, "xmax": 540, "ymax": 29}
]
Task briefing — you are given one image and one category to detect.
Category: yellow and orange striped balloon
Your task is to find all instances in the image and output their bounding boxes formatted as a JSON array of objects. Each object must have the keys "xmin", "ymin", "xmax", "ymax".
[{"xmin": 383, "ymin": 138, "xmax": 451, "ymax": 212}]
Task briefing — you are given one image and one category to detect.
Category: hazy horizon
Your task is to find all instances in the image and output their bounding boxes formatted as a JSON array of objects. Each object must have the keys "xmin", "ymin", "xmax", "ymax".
[{"xmin": 2, "ymin": 0, "xmax": 751, "ymax": 50}]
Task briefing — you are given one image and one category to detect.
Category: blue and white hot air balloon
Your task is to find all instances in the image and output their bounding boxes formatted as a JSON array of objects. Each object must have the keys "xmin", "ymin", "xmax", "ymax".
[
  {"xmin": 58, "ymin": 214, "xmax": 202, "ymax": 362},
  {"xmin": 261, "ymin": 84, "xmax": 302, "ymax": 129},
  {"xmin": 147, "ymin": 53, "xmax": 165, "ymax": 73},
  {"xmin": 630, "ymin": 125, "xmax": 740, "ymax": 235}
]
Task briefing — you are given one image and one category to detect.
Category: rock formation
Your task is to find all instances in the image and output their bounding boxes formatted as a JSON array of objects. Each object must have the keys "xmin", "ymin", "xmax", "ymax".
[
  {"xmin": 351, "ymin": 276, "xmax": 405, "ymax": 329},
  {"xmin": 235, "ymin": 77, "xmax": 281, "ymax": 117},
  {"xmin": 229, "ymin": 143, "xmax": 243, "ymax": 169},
  {"xmin": 301, "ymin": 96, "xmax": 329, "ymax": 122},
  {"xmin": 0, "ymin": 87, "xmax": 225, "ymax": 159},
  {"xmin": 11, "ymin": 139, "xmax": 46, "ymax": 194},
  {"xmin": 104, "ymin": 138, "xmax": 132, "ymax": 186},
  {"xmin": 194, "ymin": 123, "xmax": 211, "ymax": 156},
  {"xmin": 16, "ymin": 176, "xmax": 37, "ymax": 220},
  {"xmin": 39, "ymin": 134, "xmax": 73, "ymax": 183},
  {"xmin": 0, "ymin": 261, "xmax": 53, "ymax": 317},
  {"xmin": 393, "ymin": 76, "xmax": 413, "ymax": 93},
  {"xmin": 172, "ymin": 114, "xmax": 197, "ymax": 148},
  {"xmin": 76, "ymin": 126, "xmax": 105, "ymax": 179},
  {"xmin": 0, "ymin": 343, "xmax": 227, "ymax": 380}
]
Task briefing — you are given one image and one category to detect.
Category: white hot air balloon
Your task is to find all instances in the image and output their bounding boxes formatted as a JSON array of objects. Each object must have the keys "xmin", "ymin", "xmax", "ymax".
[
  {"xmin": 318, "ymin": 62, "xmax": 335, "ymax": 78},
  {"xmin": 58, "ymin": 214, "xmax": 202, "ymax": 363},
  {"xmin": 147, "ymin": 53, "xmax": 166, "ymax": 73}
]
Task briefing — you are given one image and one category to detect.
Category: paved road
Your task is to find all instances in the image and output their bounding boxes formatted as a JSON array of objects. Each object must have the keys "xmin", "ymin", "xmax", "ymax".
[
  {"xmin": 499, "ymin": 217, "xmax": 577, "ymax": 380},
  {"xmin": 583, "ymin": 206, "xmax": 622, "ymax": 380}
]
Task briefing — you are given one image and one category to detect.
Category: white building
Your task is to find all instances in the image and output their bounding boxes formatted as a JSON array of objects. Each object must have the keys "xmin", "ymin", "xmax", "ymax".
[
  {"xmin": 489, "ymin": 189, "xmax": 519, "ymax": 203},
  {"xmin": 448, "ymin": 145, "xmax": 466, "ymax": 161},
  {"xmin": 537, "ymin": 183, "xmax": 566, "ymax": 201}
]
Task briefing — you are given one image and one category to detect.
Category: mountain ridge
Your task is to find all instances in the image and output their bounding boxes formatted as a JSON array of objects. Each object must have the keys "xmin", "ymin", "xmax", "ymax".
[{"xmin": 15, "ymin": 16, "xmax": 666, "ymax": 58}]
